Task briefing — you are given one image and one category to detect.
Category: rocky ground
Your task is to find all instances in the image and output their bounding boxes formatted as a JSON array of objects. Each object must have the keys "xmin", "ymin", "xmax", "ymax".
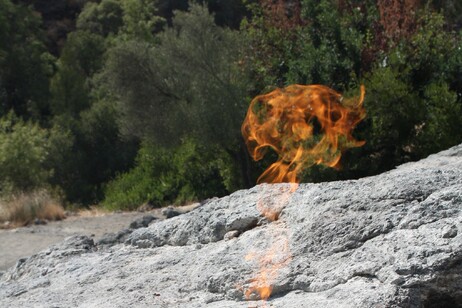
[
  {"xmin": 0, "ymin": 205, "xmax": 196, "ymax": 271},
  {"xmin": 0, "ymin": 211, "xmax": 152, "ymax": 271},
  {"xmin": 0, "ymin": 145, "xmax": 461, "ymax": 307}
]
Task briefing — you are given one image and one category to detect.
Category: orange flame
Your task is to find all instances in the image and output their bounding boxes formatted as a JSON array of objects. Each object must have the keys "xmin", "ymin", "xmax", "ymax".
[
  {"xmin": 255, "ymin": 183, "xmax": 299, "ymax": 222},
  {"xmin": 244, "ymin": 225, "xmax": 292, "ymax": 303},
  {"xmin": 241, "ymin": 85, "xmax": 366, "ymax": 304},
  {"xmin": 242, "ymin": 84, "xmax": 366, "ymax": 184},
  {"xmin": 242, "ymin": 185, "xmax": 296, "ymax": 304}
]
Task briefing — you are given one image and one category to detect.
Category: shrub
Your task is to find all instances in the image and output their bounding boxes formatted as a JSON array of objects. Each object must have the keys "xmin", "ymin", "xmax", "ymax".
[
  {"xmin": 0, "ymin": 113, "xmax": 53, "ymax": 194},
  {"xmin": 103, "ymin": 139, "xmax": 229, "ymax": 211},
  {"xmin": 0, "ymin": 190, "xmax": 65, "ymax": 227},
  {"xmin": 0, "ymin": 112, "xmax": 73, "ymax": 197}
]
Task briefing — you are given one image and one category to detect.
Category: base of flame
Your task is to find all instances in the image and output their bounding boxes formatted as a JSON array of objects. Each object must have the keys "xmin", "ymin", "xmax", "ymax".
[
  {"xmin": 242, "ymin": 185, "xmax": 296, "ymax": 303},
  {"xmin": 243, "ymin": 224, "xmax": 292, "ymax": 302}
]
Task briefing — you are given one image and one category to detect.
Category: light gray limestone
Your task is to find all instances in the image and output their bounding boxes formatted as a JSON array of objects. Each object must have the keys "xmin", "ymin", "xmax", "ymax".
[{"xmin": 1, "ymin": 145, "xmax": 461, "ymax": 307}]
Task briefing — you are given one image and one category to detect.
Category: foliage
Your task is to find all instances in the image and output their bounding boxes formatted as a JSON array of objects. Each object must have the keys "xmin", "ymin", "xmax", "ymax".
[
  {"xmin": 103, "ymin": 3, "xmax": 253, "ymax": 188},
  {"xmin": 48, "ymin": 6, "xmax": 140, "ymax": 204},
  {"xmin": 243, "ymin": 1, "xmax": 462, "ymax": 182},
  {"xmin": 105, "ymin": 4, "xmax": 247, "ymax": 147},
  {"xmin": 77, "ymin": 0, "xmax": 165, "ymax": 42},
  {"xmin": 0, "ymin": 113, "xmax": 66, "ymax": 194},
  {"xmin": 0, "ymin": 0, "xmax": 55, "ymax": 119},
  {"xmin": 0, "ymin": 0, "xmax": 461, "ymax": 209},
  {"xmin": 120, "ymin": 0, "xmax": 165, "ymax": 41},
  {"xmin": 357, "ymin": 10, "xmax": 462, "ymax": 175},
  {"xmin": 103, "ymin": 139, "xmax": 228, "ymax": 211},
  {"xmin": 77, "ymin": 0, "xmax": 125, "ymax": 36}
]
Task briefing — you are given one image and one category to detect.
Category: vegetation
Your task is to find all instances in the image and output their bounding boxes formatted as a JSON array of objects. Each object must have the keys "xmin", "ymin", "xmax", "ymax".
[
  {"xmin": 0, "ymin": 190, "xmax": 65, "ymax": 227},
  {"xmin": 0, "ymin": 0, "xmax": 461, "ymax": 214}
]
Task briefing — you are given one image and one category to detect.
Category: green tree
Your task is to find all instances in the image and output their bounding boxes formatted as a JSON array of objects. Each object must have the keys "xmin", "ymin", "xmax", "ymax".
[
  {"xmin": 77, "ymin": 0, "xmax": 165, "ymax": 42},
  {"xmin": 103, "ymin": 138, "xmax": 229, "ymax": 211},
  {"xmin": 104, "ymin": 4, "xmax": 251, "ymax": 188},
  {"xmin": 356, "ymin": 9, "xmax": 462, "ymax": 175},
  {"xmin": 76, "ymin": 0, "xmax": 124, "ymax": 36},
  {"xmin": 50, "ymin": 30, "xmax": 106, "ymax": 116},
  {"xmin": 120, "ymin": 0, "xmax": 165, "ymax": 41},
  {"xmin": 0, "ymin": 0, "xmax": 55, "ymax": 119},
  {"xmin": 50, "ymin": 10, "xmax": 139, "ymax": 204},
  {"xmin": 0, "ymin": 113, "xmax": 71, "ymax": 194}
]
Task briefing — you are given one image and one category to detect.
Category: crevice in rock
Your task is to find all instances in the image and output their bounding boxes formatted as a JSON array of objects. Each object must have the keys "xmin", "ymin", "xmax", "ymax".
[
  {"xmin": 424, "ymin": 290, "xmax": 462, "ymax": 308},
  {"xmin": 405, "ymin": 257, "xmax": 462, "ymax": 307},
  {"xmin": 232, "ymin": 218, "xmax": 260, "ymax": 237}
]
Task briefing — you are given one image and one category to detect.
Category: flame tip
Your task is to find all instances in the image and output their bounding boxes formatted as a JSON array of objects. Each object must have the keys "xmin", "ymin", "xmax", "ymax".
[{"xmin": 242, "ymin": 84, "xmax": 366, "ymax": 184}]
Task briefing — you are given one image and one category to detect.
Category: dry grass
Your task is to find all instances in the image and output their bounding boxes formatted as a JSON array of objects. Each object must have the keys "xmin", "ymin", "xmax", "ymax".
[
  {"xmin": 0, "ymin": 190, "xmax": 65, "ymax": 228},
  {"xmin": 77, "ymin": 206, "xmax": 111, "ymax": 217}
]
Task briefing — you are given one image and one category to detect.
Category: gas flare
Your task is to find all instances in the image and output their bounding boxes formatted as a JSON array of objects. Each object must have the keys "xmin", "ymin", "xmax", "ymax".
[
  {"xmin": 242, "ymin": 84, "xmax": 366, "ymax": 183},
  {"xmin": 241, "ymin": 85, "xmax": 366, "ymax": 304},
  {"xmin": 244, "ymin": 225, "xmax": 291, "ymax": 302}
]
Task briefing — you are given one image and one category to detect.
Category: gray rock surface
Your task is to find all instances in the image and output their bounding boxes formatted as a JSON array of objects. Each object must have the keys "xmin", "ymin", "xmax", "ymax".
[
  {"xmin": 161, "ymin": 206, "xmax": 182, "ymax": 219},
  {"xmin": 129, "ymin": 214, "xmax": 157, "ymax": 229},
  {"xmin": 1, "ymin": 145, "xmax": 461, "ymax": 307},
  {"xmin": 97, "ymin": 214, "xmax": 158, "ymax": 246}
]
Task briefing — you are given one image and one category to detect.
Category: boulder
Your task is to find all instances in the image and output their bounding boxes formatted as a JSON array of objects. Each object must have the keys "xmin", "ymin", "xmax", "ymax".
[
  {"xmin": 129, "ymin": 214, "xmax": 157, "ymax": 229},
  {"xmin": 1, "ymin": 145, "xmax": 461, "ymax": 307},
  {"xmin": 97, "ymin": 215, "xmax": 158, "ymax": 246},
  {"xmin": 161, "ymin": 206, "xmax": 182, "ymax": 219}
]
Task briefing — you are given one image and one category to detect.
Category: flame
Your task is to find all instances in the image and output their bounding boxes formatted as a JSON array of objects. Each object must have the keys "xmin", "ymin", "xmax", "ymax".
[
  {"xmin": 241, "ymin": 85, "xmax": 366, "ymax": 304},
  {"xmin": 241, "ymin": 185, "xmax": 295, "ymax": 304},
  {"xmin": 244, "ymin": 225, "xmax": 292, "ymax": 302},
  {"xmin": 242, "ymin": 84, "xmax": 366, "ymax": 184},
  {"xmin": 256, "ymin": 183, "xmax": 298, "ymax": 222}
]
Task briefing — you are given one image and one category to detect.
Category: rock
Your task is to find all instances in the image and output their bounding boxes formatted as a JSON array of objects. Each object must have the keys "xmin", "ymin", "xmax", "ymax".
[
  {"xmin": 161, "ymin": 206, "xmax": 182, "ymax": 219},
  {"xmin": 129, "ymin": 215, "xmax": 157, "ymax": 229},
  {"xmin": 442, "ymin": 224, "xmax": 458, "ymax": 238},
  {"xmin": 97, "ymin": 229, "xmax": 132, "ymax": 246},
  {"xmin": 1, "ymin": 144, "xmax": 462, "ymax": 307},
  {"xmin": 224, "ymin": 230, "xmax": 240, "ymax": 241},
  {"xmin": 161, "ymin": 203, "xmax": 203, "ymax": 219},
  {"xmin": 33, "ymin": 218, "xmax": 47, "ymax": 225},
  {"xmin": 98, "ymin": 214, "xmax": 159, "ymax": 246}
]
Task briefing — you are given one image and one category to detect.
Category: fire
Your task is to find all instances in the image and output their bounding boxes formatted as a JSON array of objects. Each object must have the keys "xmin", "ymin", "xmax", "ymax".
[
  {"xmin": 242, "ymin": 84, "xmax": 366, "ymax": 184},
  {"xmin": 255, "ymin": 183, "xmax": 299, "ymax": 222},
  {"xmin": 244, "ymin": 226, "xmax": 291, "ymax": 302},
  {"xmin": 241, "ymin": 85, "xmax": 366, "ymax": 304},
  {"xmin": 242, "ymin": 186, "xmax": 294, "ymax": 304}
]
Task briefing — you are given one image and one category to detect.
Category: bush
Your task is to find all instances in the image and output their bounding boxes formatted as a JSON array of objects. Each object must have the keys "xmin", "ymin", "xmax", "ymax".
[
  {"xmin": 0, "ymin": 113, "xmax": 53, "ymax": 194},
  {"xmin": 103, "ymin": 139, "xmax": 229, "ymax": 211},
  {"xmin": 0, "ymin": 112, "xmax": 74, "ymax": 197},
  {"xmin": 0, "ymin": 190, "xmax": 65, "ymax": 227}
]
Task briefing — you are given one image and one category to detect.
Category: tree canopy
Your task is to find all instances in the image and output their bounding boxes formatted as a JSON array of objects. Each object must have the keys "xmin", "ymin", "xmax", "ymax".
[{"xmin": 0, "ymin": 0, "xmax": 461, "ymax": 209}]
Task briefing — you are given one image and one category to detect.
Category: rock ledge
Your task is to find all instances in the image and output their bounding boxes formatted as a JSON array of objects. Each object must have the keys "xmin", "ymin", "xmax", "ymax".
[{"xmin": 1, "ymin": 145, "xmax": 461, "ymax": 307}]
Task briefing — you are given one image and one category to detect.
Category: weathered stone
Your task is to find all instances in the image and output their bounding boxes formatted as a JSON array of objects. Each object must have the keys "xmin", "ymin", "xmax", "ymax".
[
  {"xmin": 97, "ymin": 229, "xmax": 132, "ymax": 246},
  {"xmin": 224, "ymin": 230, "xmax": 240, "ymax": 241},
  {"xmin": 0, "ymin": 144, "xmax": 461, "ymax": 307},
  {"xmin": 161, "ymin": 206, "xmax": 182, "ymax": 219},
  {"xmin": 442, "ymin": 224, "xmax": 458, "ymax": 238},
  {"xmin": 33, "ymin": 218, "xmax": 47, "ymax": 225},
  {"xmin": 129, "ymin": 214, "xmax": 157, "ymax": 229},
  {"xmin": 97, "ymin": 214, "xmax": 158, "ymax": 246}
]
